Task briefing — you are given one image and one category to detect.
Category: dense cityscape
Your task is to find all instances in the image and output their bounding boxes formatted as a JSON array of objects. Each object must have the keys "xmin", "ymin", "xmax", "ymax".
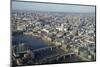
[{"xmin": 11, "ymin": 9, "xmax": 96, "ymax": 66}]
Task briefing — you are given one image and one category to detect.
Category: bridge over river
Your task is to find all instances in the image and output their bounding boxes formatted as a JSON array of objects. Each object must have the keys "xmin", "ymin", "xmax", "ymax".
[
  {"xmin": 32, "ymin": 46, "xmax": 91, "ymax": 64},
  {"xmin": 29, "ymin": 46, "xmax": 79, "ymax": 64},
  {"xmin": 16, "ymin": 45, "xmax": 90, "ymax": 65}
]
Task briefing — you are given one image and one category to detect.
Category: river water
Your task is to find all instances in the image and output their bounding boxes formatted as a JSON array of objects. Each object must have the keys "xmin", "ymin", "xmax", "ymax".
[{"xmin": 12, "ymin": 33, "xmax": 49, "ymax": 50}]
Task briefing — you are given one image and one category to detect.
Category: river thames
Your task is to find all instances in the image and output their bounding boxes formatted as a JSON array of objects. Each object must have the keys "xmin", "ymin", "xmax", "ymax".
[{"xmin": 12, "ymin": 33, "xmax": 49, "ymax": 50}]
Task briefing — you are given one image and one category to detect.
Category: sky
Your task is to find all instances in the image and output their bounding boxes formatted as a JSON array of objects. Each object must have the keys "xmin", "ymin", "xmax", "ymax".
[{"xmin": 12, "ymin": 1, "xmax": 95, "ymax": 13}]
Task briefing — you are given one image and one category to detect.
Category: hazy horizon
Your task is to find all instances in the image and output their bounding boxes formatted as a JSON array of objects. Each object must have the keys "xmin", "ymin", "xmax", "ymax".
[{"xmin": 12, "ymin": 1, "xmax": 95, "ymax": 13}]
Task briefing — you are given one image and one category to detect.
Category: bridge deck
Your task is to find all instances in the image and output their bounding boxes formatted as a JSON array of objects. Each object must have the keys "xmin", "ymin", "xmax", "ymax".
[{"xmin": 37, "ymin": 52, "xmax": 75, "ymax": 63}]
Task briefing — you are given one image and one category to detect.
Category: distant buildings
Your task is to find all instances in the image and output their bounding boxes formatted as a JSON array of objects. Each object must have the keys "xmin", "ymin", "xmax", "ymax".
[{"xmin": 12, "ymin": 10, "xmax": 96, "ymax": 65}]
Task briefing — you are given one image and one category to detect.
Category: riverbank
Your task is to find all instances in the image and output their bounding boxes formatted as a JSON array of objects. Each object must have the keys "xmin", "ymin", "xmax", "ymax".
[{"xmin": 23, "ymin": 32, "xmax": 56, "ymax": 46}]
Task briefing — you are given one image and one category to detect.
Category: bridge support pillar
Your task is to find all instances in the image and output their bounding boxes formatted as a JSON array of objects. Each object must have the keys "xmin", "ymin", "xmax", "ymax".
[
  {"xmin": 69, "ymin": 54, "xmax": 71, "ymax": 58},
  {"xmin": 56, "ymin": 57, "xmax": 59, "ymax": 61},
  {"xmin": 50, "ymin": 47, "xmax": 53, "ymax": 51},
  {"xmin": 63, "ymin": 55, "xmax": 65, "ymax": 60}
]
